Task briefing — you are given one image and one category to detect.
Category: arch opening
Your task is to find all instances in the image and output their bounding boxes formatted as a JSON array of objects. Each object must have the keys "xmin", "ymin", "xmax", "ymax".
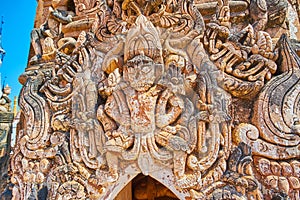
[{"xmin": 115, "ymin": 174, "xmax": 179, "ymax": 200}]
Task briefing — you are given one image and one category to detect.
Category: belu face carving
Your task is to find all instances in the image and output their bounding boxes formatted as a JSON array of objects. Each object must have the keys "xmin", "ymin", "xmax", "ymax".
[{"xmin": 125, "ymin": 55, "xmax": 156, "ymax": 92}]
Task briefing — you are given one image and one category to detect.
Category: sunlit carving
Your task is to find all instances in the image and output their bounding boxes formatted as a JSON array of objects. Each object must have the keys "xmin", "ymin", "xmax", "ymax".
[{"xmin": 9, "ymin": 0, "xmax": 300, "ymax": 199}]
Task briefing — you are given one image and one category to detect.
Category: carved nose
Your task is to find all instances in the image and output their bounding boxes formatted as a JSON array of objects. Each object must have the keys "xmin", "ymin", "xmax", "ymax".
[{"xmin": 135, "ymin": 70, "xmax": 140, "ymax": 79}]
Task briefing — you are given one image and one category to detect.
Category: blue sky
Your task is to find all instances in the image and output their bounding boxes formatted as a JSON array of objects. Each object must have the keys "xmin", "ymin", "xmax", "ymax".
[{"xmin": 0, "ymin": 1, "xmax": 37, "ymax": 101}]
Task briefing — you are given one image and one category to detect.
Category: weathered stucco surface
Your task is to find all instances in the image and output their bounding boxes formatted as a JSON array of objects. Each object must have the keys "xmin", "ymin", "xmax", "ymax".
[{"xmin": 7, "ymin": 0, "xmax": 300, "ymax": 199}]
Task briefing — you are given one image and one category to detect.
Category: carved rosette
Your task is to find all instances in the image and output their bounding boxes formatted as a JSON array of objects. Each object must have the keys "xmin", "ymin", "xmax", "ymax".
[{"xmin": 10, "ymin": 0, "xmax": 300, "ymax": 199}]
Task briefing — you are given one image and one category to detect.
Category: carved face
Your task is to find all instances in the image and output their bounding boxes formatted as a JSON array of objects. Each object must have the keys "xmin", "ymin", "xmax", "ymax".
[{"xmin": 125, "ymin": 55, "xmax": 156, "ymax": 92}]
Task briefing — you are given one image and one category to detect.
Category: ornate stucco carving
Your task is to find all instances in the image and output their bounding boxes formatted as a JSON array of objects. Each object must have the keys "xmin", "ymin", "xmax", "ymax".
[
  {"xmin": 0, "ymin": 85, "xmax": 14, "ymax": 198},
  {"xmin": 10, "ymin": 0, "xmax": 300, "ymax": 199}
]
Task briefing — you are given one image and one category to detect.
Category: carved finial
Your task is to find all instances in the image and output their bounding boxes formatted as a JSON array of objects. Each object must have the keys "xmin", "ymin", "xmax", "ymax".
[
  {"xmin": 0, "ymin": 16, "xmax": 4, "ymax": 44},
  {"xmin": 0, "ymin": 16, "xmax": 5, "ymax": 67},
  {"xmin": 13, "ymin": 96, "xmax": 17, "ymax": 117}
]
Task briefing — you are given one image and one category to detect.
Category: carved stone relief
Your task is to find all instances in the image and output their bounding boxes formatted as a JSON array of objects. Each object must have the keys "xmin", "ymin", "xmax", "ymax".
[
  {"xmin": 9, "ymin": 0, "xmax": 300, "ymax": 199},
  {"xmin": 0, "ymin": 85, "xmax": 14, "ymax": 198}
]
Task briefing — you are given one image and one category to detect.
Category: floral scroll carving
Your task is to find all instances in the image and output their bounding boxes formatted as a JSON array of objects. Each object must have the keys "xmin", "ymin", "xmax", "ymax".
[{"xmin": 10, "ymin": 0, "xmax": 300, "ymax": 199}]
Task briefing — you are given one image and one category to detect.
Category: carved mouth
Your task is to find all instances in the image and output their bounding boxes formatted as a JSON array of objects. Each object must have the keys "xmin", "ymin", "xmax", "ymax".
[{"xmin": 131, "ymin": 82, "xmax": 153, "ymax": 91}]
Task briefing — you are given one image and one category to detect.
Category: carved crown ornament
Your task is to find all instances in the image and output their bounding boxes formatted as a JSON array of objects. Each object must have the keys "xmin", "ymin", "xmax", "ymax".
[{"xmin": 10, "ymin": 0, "xmax": 300, "ymax": 199}]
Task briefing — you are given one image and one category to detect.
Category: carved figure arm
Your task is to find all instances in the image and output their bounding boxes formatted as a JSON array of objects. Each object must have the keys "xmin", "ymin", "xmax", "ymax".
[
  {"xmin": 156, "ymin": 89, "xmax": 184, "ymax": 128},
  {"xmin": 104, "ymin": 90, "xmax": 130, "ymax": 127}
]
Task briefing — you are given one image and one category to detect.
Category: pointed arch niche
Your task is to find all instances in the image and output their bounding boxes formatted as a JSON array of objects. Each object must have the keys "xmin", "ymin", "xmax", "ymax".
[
  {"xmin": 115, "ymin": 174, "xmax": 180, "ymax": 200},
  {"xmin": 103, "ymin": 167, "xmax": 190, "ymax": 200}
]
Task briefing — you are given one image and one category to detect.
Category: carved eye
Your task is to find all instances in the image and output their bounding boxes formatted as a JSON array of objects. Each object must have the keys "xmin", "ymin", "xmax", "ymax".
[
  {"xmin": 137, "ymin": 58, "xmax": 142, "ymax": 64},
  {"xmin": 141, "ymin": 65, "xmax": 151, "ymax": 74}
]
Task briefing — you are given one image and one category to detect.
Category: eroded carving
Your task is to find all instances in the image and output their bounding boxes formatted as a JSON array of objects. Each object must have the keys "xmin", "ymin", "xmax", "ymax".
[{"xmin": 10, "ymin": 0, "xmax": 300, "ymax": 199}]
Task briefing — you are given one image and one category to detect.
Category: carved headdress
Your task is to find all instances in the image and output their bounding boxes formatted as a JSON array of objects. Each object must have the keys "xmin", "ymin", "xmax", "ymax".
[{"xmin": 124, "ymin": 15, "xmax": 163, "ymax": 64}]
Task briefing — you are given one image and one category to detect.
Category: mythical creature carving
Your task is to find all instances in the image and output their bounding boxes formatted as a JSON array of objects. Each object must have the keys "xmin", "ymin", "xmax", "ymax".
[{"xmin": 9, "ymin": 0, "xmax": 300, "ymax": 199}]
